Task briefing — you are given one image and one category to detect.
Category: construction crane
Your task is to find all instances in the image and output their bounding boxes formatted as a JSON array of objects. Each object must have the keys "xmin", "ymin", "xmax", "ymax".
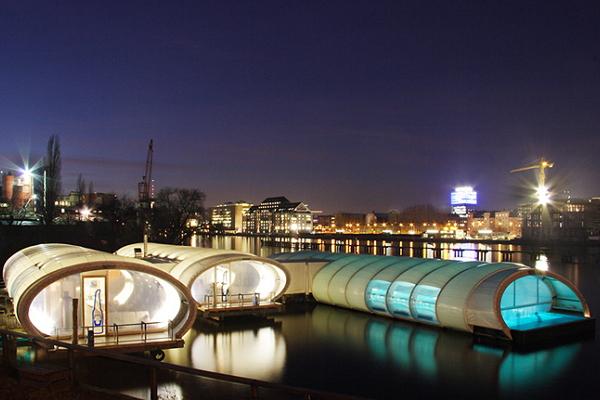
[
  {"xmin": 138, "ymin": 139, "xmax": 154, "ymax": 209},
  {"xmin": 138, "ymin": 140, "xmax": 154, "ymax": 256},
  {"xmin": 510, "ymin": 157, "xmax": 554, "ymax": 188},
  {"xmin": 510, "ymin": 158, "xmax": 554, "ymax": 205}
]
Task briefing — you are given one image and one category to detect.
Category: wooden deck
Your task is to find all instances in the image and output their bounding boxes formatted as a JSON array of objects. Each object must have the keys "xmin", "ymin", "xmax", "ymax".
[{"xmin": 198, "ymin": 302, "xmax": 283, "ymax": 320}]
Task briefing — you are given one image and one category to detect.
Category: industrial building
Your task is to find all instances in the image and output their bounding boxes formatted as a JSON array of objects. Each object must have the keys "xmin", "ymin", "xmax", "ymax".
[
  {"xmin": 271, "ymin": 251, "xmax": 592, "ymax": 342},
  {"xmin": 243, "ymin": 196, "xmax": 313, "ymax": 234},
  {"xmin": 1, "ymin": 169, "xmax": 34, "ymax": 211}
]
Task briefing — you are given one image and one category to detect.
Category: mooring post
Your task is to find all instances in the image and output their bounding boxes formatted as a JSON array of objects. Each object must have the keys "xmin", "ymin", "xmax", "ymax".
[
  {"xmin": 69, "ymin": 348, "xmax": 78, "ymax": 388},
  {"xmin": 150, "ymin": 367, "xmax": 158, "ymax": 400},
  {"xmin": 72, "ymin": 298, "xmax": 79, "ymax": 345},
  {"xmin": 250, "ymin": 383, "xmax": 258, "ymax": 399}
]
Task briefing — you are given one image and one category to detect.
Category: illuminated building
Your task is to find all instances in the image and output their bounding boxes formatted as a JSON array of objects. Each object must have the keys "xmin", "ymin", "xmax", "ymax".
[
  {"xmin": 272, "ymin": 251, "xmax": 592, "ymax": 341},
  {"xmin": 0, "ymin": 169, "xmax": 34, "ymax": 210},
  {"xmin": 243, "ymin": 196, "xmax": 312, "ymax": 234},
  {"xmin": 117, "ymin": 243, "xmax": 289, "ymax": 307},
  {"xmin": 450, "ymin": 186, "xmax": 477, "ymax": 217},
  {"xmin": 521, "ymin": 197, "xmax": 600, "ymax": 240},
  {"xmin": 313, "ymin": 214, "xmax": 335, "ymax": 233},
  {"xmin": 467, "ymin": 211, "xmax": 522, "ymax": 239},
  {"xmin": 3, "ymin": 244, "xmax": 197, "ymax": 340},
  {"xmin": 210, "ymin": 202, "xmax": 252, "ymax": 233}
]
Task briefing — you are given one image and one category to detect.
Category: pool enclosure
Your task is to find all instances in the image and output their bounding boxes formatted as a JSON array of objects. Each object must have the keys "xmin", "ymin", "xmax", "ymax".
[
  {"xmin": 270, "ymin": 251, "xmax": 591, "ymax": 339},
  {"xmin": 117, "ymin": 243, "xmax": 289, "ymax": 308},
  {"xmin": 2, "ymin": 244, "xmax": 197, "ymax": 340}
]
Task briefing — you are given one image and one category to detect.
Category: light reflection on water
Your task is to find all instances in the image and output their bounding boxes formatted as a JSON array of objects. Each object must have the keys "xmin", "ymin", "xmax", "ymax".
[
  {"xmin": 158, "ymin": 303, "xmax": 583, "ymax": 399},
  {"xmin": 310, "ymin": 305, "xmax": 580, "ymax": 395},
  {"xmin": 172, "ymin": 235, "xmax": 598, "ymax": 398},
  {"xmin": 166, "ymin": 325, "xmax": 286, "ymax": 381}
]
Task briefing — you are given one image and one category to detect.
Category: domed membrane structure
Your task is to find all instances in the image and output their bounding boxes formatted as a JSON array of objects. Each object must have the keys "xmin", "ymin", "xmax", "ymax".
[
  {"xmin": 3, "ymin": 244, "xmax": 196, "ymax": 339},
  {"xmin": 117, "ymin": 243, "xmax": 289, "ymax": 308},
  {"xmin": 271, "ymin": 251, "xmax": 592, "ymax": 340}
]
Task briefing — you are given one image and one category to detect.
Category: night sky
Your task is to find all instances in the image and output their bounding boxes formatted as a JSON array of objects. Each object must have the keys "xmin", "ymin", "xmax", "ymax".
[{"xmin": 1, "ymin": 1, "xmax": 599, "ymax": 213}]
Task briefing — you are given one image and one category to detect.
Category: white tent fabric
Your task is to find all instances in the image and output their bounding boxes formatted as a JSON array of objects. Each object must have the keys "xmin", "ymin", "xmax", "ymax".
[
  {"xmin": 117, "ymin": 243, "xmax": 290, "ymax": 304},
  {"xmin": 3, "ymin": 244, "xmax": 197, "ymax": 338},
  {"xmin": 272, "ymin": 251, "xmax": 591, "ymax": 339}
]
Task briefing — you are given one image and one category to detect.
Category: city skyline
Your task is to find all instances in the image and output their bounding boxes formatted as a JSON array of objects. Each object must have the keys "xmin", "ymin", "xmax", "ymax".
[{"xmin": 1, "ymin": 1, "xmax": 599, "ymax": 213}]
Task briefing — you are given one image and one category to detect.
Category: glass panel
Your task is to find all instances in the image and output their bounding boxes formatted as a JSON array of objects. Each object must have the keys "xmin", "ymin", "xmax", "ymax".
[
  {"xmin": 365, "ymin": 280, "xmax": 390, "ymax": 312},
  {"xmin": 410, "ymin": 285, "xmax": 441, "ymax": 323},
  {"xmin": 500, "ymin": 275, "xmax": 582, "ymax": 330},
  {"xmin": 387, "ymin": 281, "xmax": 415, "ymax": 317},
  {"xmin": 547, "ymin": 279, "xmax": 584, "ymax": 312}
]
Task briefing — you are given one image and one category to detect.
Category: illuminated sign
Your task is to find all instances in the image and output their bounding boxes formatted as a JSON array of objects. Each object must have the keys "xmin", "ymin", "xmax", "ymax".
[{"xmin": 451, "ymin": 186, "xmax": 477, "ymax": 205}]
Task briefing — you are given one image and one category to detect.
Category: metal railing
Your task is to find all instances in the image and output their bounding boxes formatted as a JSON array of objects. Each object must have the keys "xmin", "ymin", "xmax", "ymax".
[
  {"xmin": 203, "ymin": 292, "xmax": 263, "ymax": 308},
  {"xmin": 0, "ymin": 327, "xmax": 362, "ymax": 400},
  {"xmin": 51, "ymin": 320, "xmax": 175, "ymax": 345}
]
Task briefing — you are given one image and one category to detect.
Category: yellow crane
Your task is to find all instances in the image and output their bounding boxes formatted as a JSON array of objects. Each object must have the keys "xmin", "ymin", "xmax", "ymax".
[{"xmin": 510, "ymin": 158, "xmax": 554, "ymax": 205}]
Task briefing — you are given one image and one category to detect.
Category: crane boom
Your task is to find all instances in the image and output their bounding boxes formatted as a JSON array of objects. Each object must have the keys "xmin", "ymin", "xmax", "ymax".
[
  {"xmin": 138, "ymin": 139, "xmax": 154, "ymax": 206},
  {"xmin": 510, "ymin": 158, "xmax": 554, "ymax": 187}
]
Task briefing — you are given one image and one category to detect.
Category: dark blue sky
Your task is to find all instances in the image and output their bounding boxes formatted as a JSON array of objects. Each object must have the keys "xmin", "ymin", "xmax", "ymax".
[{"xmin": 1, "ymin": 1, "xmax": 599, "ymax": 212}]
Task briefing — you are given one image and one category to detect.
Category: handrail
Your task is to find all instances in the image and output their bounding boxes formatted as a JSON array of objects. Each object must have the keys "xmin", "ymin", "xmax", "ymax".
[
  {"xmin": 0, "ymin": 327, "xmax": 362, "ymax": 400},
  {"xmin": 203, "ymin": 292, "xmax": 262, "ymax": 307},
  {"xmin": 49, "ymin": 320, "xmax": 175, "ymax": 345}
]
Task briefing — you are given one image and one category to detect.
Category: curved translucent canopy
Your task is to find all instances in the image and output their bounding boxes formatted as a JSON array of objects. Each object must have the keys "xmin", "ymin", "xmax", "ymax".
[
  {"xmin": 282, "ymin": 252, "xmax": 591, "ymax": 339},
  {"xmin": 3, "ymin": 244, "xmax": 197, "ymax": 338},
  {"xmin": 117, "ymin": 243, "xmax": 290, "ymax": 304}
]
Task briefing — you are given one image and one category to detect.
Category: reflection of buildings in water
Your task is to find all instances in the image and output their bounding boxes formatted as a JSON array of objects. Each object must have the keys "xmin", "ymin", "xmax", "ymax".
[
  {"xmin": 189, "ymin": 327, "xmax": 286, "ymax": 381},
  {"xmin": 311, "ymin": 305, "xmax": 580, "ymax": 392}
]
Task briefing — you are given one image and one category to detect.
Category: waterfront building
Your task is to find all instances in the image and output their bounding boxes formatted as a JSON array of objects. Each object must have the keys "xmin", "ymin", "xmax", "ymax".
[
  {"xmin": 521, "ymin": 197, "xmax": 600, "ymax": 240},
  {"xmin": 242, "ymin": 196, "xmax": 313, "ymax": 234},
  {"xmin": 333, "ymin": 212, "xmax": 366, "ymax": 232},
  {"xmin": 467, "ymin": 211, "xmax": 522, "ymax": 239},
  {"xmin": 210, "ymin": 201, "xmax": 252, "ymax": 233},
  {"xmin": 3, "ymin": 244, "xmax": 197, "ymax": 340},
  {"xmin": 313, "ymin": 214, "xmax": 335, "ymax": 233},
  {"xmin": 271, "ymin": 251, "xmax": 592, "ymax": 341}
]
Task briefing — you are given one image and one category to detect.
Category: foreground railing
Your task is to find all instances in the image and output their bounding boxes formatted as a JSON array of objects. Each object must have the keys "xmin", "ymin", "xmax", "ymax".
[
  {"xmin": 51, "ymin": 320, "xmax": 175, "ymax": 345},
  {"xmin": 0, "ymin": 327, "xmax": 360, "ymax": 400}
]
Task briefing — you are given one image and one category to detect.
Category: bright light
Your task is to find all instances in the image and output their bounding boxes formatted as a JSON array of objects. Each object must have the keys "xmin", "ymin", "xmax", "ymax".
[
  {"xmin": 536, "ymin": 185, "xmax": 551, "ymax": 205},
  {"xmin": 451, "ymin": 186, "xmax": 477, "ymax": 205},
  {"xmin": 80, "ymin": 207, "xmax": 92, "ymax": 220},
  {"xmin": 535, "ymin": 255, "xmax": 549, "ymax": 271}
]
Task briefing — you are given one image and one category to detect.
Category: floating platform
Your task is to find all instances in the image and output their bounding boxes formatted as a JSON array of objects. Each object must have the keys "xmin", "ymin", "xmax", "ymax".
[
  {"xmin": 198, "ymin": 302, "xmax": 283, "ymax": 322},
  {"xmin": 271, "ymin": 250, "xmax": 594, "ymax": 343}
]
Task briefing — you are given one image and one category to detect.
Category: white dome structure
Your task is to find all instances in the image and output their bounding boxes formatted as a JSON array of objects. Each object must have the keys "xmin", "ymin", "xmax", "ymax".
[
  {"xmin": 117, "ymin": 243, "xmax": 290, "ymax": 307},
  {"xmin": 3, "ymin": 244, "xmax": 197, "ymax": 339}
]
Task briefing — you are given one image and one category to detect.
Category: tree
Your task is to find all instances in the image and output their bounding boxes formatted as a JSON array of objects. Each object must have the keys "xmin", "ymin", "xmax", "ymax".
[
  {"xmin": 41, "ymin": 135, "xmax": 62, "ymax": 225},
  {"xmin": 151, "ymin": 187, "xmax": 205, "ymax": 244},
  {"xmin": 87, "ymin": 181, "xmax": 95, "ymax": 207},
  {"xmin": 75, "ymin": 174, "xmax": 86, "ymax": 207}
]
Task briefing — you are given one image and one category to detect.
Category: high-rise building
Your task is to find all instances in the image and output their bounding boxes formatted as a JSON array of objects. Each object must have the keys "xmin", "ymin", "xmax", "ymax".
[
  {"xmin": 450, "ymin": 186, "xmax": 477, "ymax": 217},
  {"xmin": 243, "ymin": 196, "xmax": 312, "ymax": 234},
  {"xmin": 210, "ymin": 202, "xmax": 252, "ymax": 233}
]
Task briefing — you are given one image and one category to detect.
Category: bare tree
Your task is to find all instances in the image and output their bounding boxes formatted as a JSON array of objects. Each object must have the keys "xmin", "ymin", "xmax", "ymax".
[
  {"xmin": 75, "ymin": 173, "xmax": 86, "ymax": 207},
  {"xmin": 151, "ymin": 187, "xmax": 205, "ymax": 244},
  {"xmin": 41, "ymin": 135, "xmax": 62, "ymax": 225},
  {"xmin": 87, "ymin": 181, "xmax": 95, "ymax": 207}
]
